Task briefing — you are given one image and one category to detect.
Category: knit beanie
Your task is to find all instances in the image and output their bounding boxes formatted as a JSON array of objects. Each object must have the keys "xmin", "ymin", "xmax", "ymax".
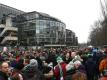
[
  {"xmin": 30, "ymin": 59, "xmax": 38, "ymax": 67},
  {"xmin": 56, "ymin": 56, "xmax": 63, "ymax": 63}
]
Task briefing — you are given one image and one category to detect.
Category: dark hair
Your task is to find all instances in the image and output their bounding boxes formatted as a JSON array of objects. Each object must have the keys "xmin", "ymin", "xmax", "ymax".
[
  {"xmin": 14, "ymin": 62, "xmax": 24, "ymax": 71},
  {"xmin": 72, "ymin": 71, "xmax": 87, "ymax": 80}
]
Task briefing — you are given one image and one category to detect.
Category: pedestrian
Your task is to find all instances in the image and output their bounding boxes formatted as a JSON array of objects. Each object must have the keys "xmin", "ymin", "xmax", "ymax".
[{"xmin": 0, "ymin": 61, "xmax": 10, "ymax": 80}]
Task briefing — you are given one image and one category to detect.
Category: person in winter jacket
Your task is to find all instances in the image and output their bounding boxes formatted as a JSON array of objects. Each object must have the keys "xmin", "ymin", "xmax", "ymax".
[
  {"xmin": 0, "ymin": 61, "xmax": 10, "ymax": 80},
  {"xmin": 54, "ymin": 56, "xmax": 67, "ymax": 80},
  {"xmin": 23, "ymin": 59, "xmax": 45, "ymax": 80}
]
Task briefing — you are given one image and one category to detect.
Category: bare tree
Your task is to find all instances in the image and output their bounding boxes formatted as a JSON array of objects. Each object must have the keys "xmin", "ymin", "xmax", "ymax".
[{"xmin": 88, "ymin": 0, "xmax": 107, "ymax": 46}]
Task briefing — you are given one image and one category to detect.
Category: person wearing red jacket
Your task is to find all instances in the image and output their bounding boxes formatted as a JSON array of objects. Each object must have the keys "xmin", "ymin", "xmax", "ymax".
[{"xmin": 54, "ymin": 56, "xmax": 67, "ymax": 80}]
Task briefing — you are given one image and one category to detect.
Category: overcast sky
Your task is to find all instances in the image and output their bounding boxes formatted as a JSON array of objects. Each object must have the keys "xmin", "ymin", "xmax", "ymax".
[{"xmin": 0, "ymin": 0, "xmax": 101, "ymax": 43}]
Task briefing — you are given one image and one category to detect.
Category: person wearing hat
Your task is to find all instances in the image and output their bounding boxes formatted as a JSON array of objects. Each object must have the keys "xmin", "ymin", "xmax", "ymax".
[
  {"xmin": 54, "ymin": 56, "xmax": 67, "ymax": 80},
  {"xmin": 23, "ymin": 59, "xmax": 45, "ymax": 80}
]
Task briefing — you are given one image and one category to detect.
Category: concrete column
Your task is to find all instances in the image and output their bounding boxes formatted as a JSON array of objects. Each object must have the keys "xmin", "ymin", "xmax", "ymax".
[{"xmin": 6, "ymin": 16, "xmax": 12, "ymax": 27}]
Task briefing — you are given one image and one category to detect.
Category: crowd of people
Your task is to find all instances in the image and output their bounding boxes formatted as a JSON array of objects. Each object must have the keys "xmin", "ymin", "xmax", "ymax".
[{"xmin": 0, "ymin": 46, "xmax": 107, "ymax": 80}]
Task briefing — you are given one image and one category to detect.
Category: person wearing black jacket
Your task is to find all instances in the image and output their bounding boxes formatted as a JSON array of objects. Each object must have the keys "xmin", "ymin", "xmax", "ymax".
[{"xmin": 0, "ymin": 61, "xmax": 10, "ymax": 80}]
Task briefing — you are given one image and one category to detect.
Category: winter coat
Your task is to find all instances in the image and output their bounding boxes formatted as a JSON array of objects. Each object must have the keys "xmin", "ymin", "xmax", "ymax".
[
  {"xmin": 54, "ymin": 62, "xmax": 67, "ymax": 80},
  {"xmin": 23, "ymin": 63, "xmax": 45, "ymax": 80},
  {"xmin": 0, "ymin": 71, "xmax": 8, "ymax": 80}
]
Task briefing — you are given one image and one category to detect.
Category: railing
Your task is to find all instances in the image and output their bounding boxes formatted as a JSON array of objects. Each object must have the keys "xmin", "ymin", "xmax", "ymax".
[
  {"xmin": 1, "ymin": 36, "xmax": 18, "ymax": 44},
  {"xmin": 0, "ymin": 24, "xmax": 18, "ymax": 44},
  {"xmin": 0, "ymin": 26, "xmax": 17, "ymax": 36}
]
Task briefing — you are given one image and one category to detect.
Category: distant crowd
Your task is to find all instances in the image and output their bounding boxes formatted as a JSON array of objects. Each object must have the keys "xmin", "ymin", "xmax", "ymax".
[{"xmin": 0, "ymin": 46, "xmax": 107, "ymax": 80}]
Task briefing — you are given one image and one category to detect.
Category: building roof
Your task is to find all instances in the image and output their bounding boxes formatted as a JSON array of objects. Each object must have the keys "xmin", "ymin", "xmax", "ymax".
[{"xmin": 0, "ymin": 3, "xmax": 24, "ymax": 13}]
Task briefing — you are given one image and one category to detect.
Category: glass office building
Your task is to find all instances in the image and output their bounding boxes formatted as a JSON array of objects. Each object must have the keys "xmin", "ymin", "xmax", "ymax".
[
  {"xmin": 0, "ymin": 4, "xmax": 78, "ymax": 46},
  {"xmin": 66, "ymin": 29, "xmax": 78, "ymax": 46},
  {"xmin": 13, "ymin": 11, "xmax": 66, "ymax": 46}
]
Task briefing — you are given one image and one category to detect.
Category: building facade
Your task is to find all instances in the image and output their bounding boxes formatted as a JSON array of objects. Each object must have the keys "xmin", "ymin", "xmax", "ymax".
[
  {"xmin": 0, "ymin": 4, "xmax": 24, "ymax": 21},
  {"xmin": 0, "ymin": 4, "xmax": 24, "ymax": 46},
  {"xmin": 66, "ymin": 29, "xmax": 78, "ymax": 46},
  {"xmin": 0, "ymin": 4, "xmax": 78, "ymax": 46},
  {"xmin": 0, "ymin": 14, "xmax": 18, "ymax": 45},
  {"xmin": 13, "ymin": 11, "xmax": 66, "ymax": 46}
]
